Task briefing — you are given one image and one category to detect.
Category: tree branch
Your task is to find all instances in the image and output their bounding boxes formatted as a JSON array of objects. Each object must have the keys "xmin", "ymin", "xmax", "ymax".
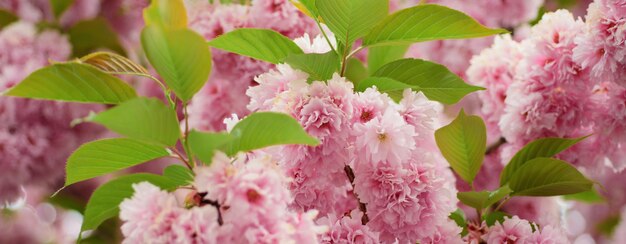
[{"xmin": 344, "ymin": 165, "xmax": 369, "ymax": 224}]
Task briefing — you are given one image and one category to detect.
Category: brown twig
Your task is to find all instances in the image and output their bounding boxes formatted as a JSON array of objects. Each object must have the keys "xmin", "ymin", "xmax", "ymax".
[
  {"xmin": 485, "ymin": 137, "xmax": 506, "ymax": 155},
  {"xmin": 170, "ymin": 147, "xmax": 193, "ymax": 170},
  {"xmin": 202, "ymin": 197, "xmax": 224, "ymax": 226},
  {"xmin": 344, "ymin": 165, "xmax": 369, "ymax": 224}
]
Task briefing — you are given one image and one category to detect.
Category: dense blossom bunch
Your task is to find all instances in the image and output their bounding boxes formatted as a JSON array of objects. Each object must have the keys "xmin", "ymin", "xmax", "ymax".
[
  {"xmin": 482, "ymin": 216, "xmax": 568, "ymax": 244},
  {"xmin": 243, "ymin": 34, "xmax": 461, "ymax": 243},
  {"xmin": 468, "ymin": 5, "xmax": 626, "ymax": 173},
  {"xmin": 120, "ymin": 153, "xmax": 326, "ymax": 243},
  {"xmin": 466, "ymin": 1, "xmax": 626, "ymax": 240},
  {"xmin": 187, "ymin": 0, "xmax": 318, "ymax": 131},
  {"xmin": 0, "ymin": 21, "xmax": 102, "ymax": 203}
]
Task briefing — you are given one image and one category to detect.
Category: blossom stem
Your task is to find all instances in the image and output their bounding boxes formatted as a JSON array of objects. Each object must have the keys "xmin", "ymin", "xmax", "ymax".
[
  {"xmin": 182, "ymin": 103, "xmax": 195, "ymax": 168},
  {"xmin": 493, "ymin": 196, "xmax": 510, "ymax": 213},
  {"xmin": 344, "ymin": 165, "xmax": 369, "ymax": 225},
  {"xmin": 170, "ymin": 147, "xmax": 193, "ymax": 170}
]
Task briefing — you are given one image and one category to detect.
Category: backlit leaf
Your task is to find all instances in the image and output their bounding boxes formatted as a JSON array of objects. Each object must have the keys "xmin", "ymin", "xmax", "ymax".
[
  {"xmin": 4, "ymin": 63, "xmax": 137, "ymax": 104},
  {"xmin": 435, "ymin": 110, "xmax": 487, "ymax": 184}
]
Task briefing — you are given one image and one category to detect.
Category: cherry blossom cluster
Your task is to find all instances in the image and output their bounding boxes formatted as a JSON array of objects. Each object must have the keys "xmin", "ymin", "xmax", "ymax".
[
  {"xmin": 120, "ymin": 153, "xmax": 325, "ymax": 243},
  {"xmin": 467, "ymin": 1, "xmax": 626, "ymax": 241},
  {"xmin": 480, "ymin": 216, "xmax": 568, "ymax": 243},
  {"xmin": 468, "ymin": 3, "xmax": 626, "ymax": 174},
  {"xmin": 244, "ymin": 34, "xmax": 462, "ymax": 243}
]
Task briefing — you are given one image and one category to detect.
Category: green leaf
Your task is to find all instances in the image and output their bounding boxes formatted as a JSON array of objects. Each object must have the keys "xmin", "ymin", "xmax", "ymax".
[
  {"xmin": 4, "ymin": 63, "xmax": 137, "ymax": 104},
  {"xmin": 373, "ymin": 58, "xmax": 484, "ymax": 104},
  {"xmin": 188, "ymin": 131, "xmax": 234, "ymax": 164},
  {"xmin": 500, "ymin": 136, "xmax": 588, "ymax": 186},
  {"xmin": 484, "ymin": 211, "xmax": 508, "ymax": 226},
  {"xmin": 363, "ymin": 4, "xmax": 507, "ymax": 47},
  {"xmin": 457, "ymin": 185, "xmax": 511, "ymax": 210},
  {"xmin": 208, "ymin": 28, "xmax": 304, "ymax": 64},
  {"xmin": 356, "ymin": 77, "xmax": 410, "ymax": 102},
  {"xmin": 50, "ymin": 0, "xmax": 75, "ymax": 18},
  {"xmin": 597, "ymin": 215, "xmax": 621, "ymax": 236},
  {"xmin": 143, "ymin": 0, "xmax": 187, "ymax": 29},
  {"xmin": 90, "ymin": 98, "xmax": 181, "ymax": 146},
  {"xmin": 69, "ymin": 18, "xmax": 125, "ymax": 57},
  {"xmin": 163, "ymin": 165, "xmax": 194, "ymax": 186},
  {"xmin": 563, "ymin": 189, "xmax": 605, "ymax": 204},
  {"xmin": 508, "ymin": 158, "xmax": 593, "ymax": 196},
  {"xmin": 79, "ymin": 52, "xmax": 150, "ymax": 77},
  {"xmin": 368, "ymin": 45, "xmax": 408, "ymax": 75},
  {"xmin": 435, "ymin": 110, "xmax": 487, "ymax": 184},
  {"xmin": 225, "ymin": 112, "xmax": 320, "ymax": 155},
  {"xmin": 0, "ymin": 9, "xmax": 18, "ymax": 28},
  {"xmin": 141, "ymin": 26, "xmax": 212, "ymax": 101},
  {"xmin": 449, "ymin": 209, "xmax": 466, "ymax": 227},
  {"xmin": 449, "ymin": 209, "xmax": 468, "ymax": 236},
  {"xmin": 344, "ymin": 58, "xmax": 368, "ymax": 85},
  {"xmin": 81, "ymin": 173, "xmax": 177, "ymax": 231},
  {"xmin": 65, "ymin": 138, "xmax": 169, "ymax": 186},
  {"xmin": 316, "ymin": 0, "xmax": 388, "ymax": 45},
  {"xmin": 284, "ymin": 51, "xmax": 339, "ymax": 82}
]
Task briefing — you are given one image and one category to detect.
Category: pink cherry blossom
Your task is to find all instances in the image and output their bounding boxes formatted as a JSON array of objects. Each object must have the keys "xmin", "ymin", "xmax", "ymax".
[
  {"xmin": 317, "ymin": 210, "xmax": 380, "ymax": 244},
  {"xmin": 484, "ymin": 216, "xmax": 534, "ymax": 243},
  {"xmin": 353, "ymin": 108, "xmax": 416, "ymax": 164}
]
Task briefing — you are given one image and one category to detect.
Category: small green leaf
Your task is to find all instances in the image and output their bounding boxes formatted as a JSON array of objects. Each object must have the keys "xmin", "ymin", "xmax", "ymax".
[
  {"xmin": 69, "ymin": 18, "xmax": 125, "ymax": 57},
  {"xmin": 484, "ymin": 211, "xmax": 509, "ymax": 226},
  {"xmin": 509, "ymin": 158, "xmax": 593, "ymax": 196},
  {"xmin": 316, "ymin": 0, "xmax": 388, "ymax": 45},
  {"xmin": 225, "ymin": 112, "xmax": 320, "ymax": 155},
  {"xmin": 500, "ymin": 136, "xmax": 588, "ymax": 186},
  {"xmin": 4, "ymin": 63, "xmax": 137, "ymax": 104},
  {"xmin": 284, "ymin": 51, "xmax": 339, "ymax": 82},
  {"xmin": 563, "ymin": 189, "xmax": 605, "ymax": 204},
  {"xmin": 65, "ymin": 138, "xmax": 169, "ymax": 186},
  {"xmin": 368, "ymin": 44, "xmax": 409, "ymax": 75},
  {"xmin": 435, "ymin": 110, "xmax": 487, "ymax": 184},
  {"xmin": 597, "ymin": 215, "xmax": 620, "ymax": 236},
  {"xmin": 449, "ymin": 209, "xmax": 468, "ymax": 236},
  {"xmin": 373, "ymin": 59, "xmax": 484, "ymax": 104},
  {"xmin": 344, "ymin": 58, "xmax": 368, "ymax": 85},
  {"xmin": 188, "ymin": 131, "xmax": 234, "ymax": 164},
  {"xmin": 208, "ymin": 28, "xmax": 304, "ymax": 64},
  {"xmin": 363, "ymin": 4, "xmax": 507, "ymax": 47},
  {"xmin": 50, "ymin": 0, "xmax": 75, "ymax": 18},
  {"xmin": 81, "ymin": 173, "xmax": 177, "ymax": 231},
  {"xmin": 163, "ymin": 165, "xmax": 193, "ymax": 186},
  {"xmin": 457, "ymin": 185, "xmax": 512, "ymax": 210},
  {"xmin": 79, "ymin": 52, "xmax": 150, "ymax": 77},
  {"xmin": 141, "ymin": 26, "xmax": 212, "ymax": 101},
  {"xmin": 90, "ymin": 98, "xmax": 181, "ymax": 146},
  {"xmin": 0, "ymin": 9, "xmax": 18, "ymax": 28},
  {"xmin": 449, "ymin": 209, "xmax": 466, "ymax": 227},
  {"xmin": 143, "ymin": 0, "xmax": 187, "ymax": 29}
]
